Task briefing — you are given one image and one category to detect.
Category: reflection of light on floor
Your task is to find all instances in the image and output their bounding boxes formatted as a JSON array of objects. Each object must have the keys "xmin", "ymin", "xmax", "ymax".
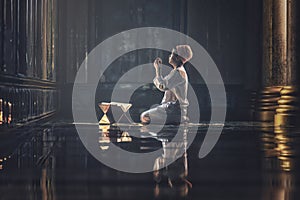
[
  {"xmin": 117, "ymin": 132, "xmax": 132, "ymax": 143},
  {"xmin": 276, "ymin": 132, "xmax": 293, "ymax": 172},
  {"xmin": 279, "ymin": 158, "xmax": 292, "ymax": 172},
  {"xmin": 99, "ymin": 125, "xmax": 110, "ymax": 132},
  {"xmin": 261, "ymin": 121, "xmax": 300, "ymax": 173},
  {"xmin": 99, "ymin": 134, "xmax": 110, "ymax": 150},
  {"xmin": 99, "ymin": 125, "xmax": 111, "ymax": 150}
]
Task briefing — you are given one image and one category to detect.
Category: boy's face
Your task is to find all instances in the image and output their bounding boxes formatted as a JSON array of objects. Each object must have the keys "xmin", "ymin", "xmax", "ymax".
[{"xmin": 169, "ymin": 49, "xmax": 177, "ymax": 65}]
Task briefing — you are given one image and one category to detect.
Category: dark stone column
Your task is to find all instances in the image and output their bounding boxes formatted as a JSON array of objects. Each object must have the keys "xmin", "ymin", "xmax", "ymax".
[
  {"xmin": 256, "ymin": 0, "xmax": 282, "ymax": 122},
  {"xmin": 262, "ymin": 0, "xmax": 298, "ymax": 86},
  {"xmin": 262, "ymin": 0, "xmax": 273, "ymax": 87},
  {"xmin": 287, "ymin": 0, "xmax": 300, "ymax": 86},
  {"xmin": 272, "ymin": 0, "xmax": 288, "ymax": 85},
  {"xmin": 259, "ymin": 0, "xmax": 300, "ymax": 125},
  {"xmin": 274, "ymin": 0, "xmax": 300, "ymax": 126}
]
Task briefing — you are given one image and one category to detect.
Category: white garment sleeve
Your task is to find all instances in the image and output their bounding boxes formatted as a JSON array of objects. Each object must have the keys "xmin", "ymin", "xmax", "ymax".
[{"xmin": 153, "ymin": 69, "xmax": 185, "ymax": 92}]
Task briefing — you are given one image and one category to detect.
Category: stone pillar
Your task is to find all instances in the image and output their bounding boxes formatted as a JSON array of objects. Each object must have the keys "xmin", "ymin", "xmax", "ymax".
[
  {"xmin": 257, "ymin": 0, "xmax": 282, "ymax": 122},
  {"xmin": 274, "ymin": 0, "xmax": 300, "ymax": 126},
  {"xmin": 262, "ymin": 0, "xmax": 273, "ymax": 87},
  {"xmin": 259, "ymin": 0, "xmax": 300, "ymax": 125},
  {"xmin": 286, "ymin": 0, "xmax": 300, "ymax": 86}
]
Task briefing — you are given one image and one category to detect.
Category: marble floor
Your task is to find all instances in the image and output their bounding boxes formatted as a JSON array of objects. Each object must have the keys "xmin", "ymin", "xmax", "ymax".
[{"xmin": 0, "ymin": 120, "xmax": 300, "ymax": 200}]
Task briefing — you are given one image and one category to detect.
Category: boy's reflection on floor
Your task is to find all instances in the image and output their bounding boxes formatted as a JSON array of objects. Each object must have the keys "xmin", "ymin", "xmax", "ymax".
[
  {"xmin": 100, "ymin": 124, "xmax": 192, "ymax": 198},
  {"xmin": 150, "ymin": 126, "xmax": 192, "ymax": 198}
]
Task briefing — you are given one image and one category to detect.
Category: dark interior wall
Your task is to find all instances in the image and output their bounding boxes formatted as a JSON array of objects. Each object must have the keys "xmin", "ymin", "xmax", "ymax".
[
  {"xmin": 244, "ymin": 0, "xmax": 262, "ymax": 90},
  {"xmin": 0, "ymin": 0, "xmax": 58, "ymax": 127},
  {"xmin": 187, "ymin": 0, "xmax": 262, "ymax": 88},
  {"xmin": 57, "ymin": 0, "xmax": 187, "ymax": 84},
  {"xmin": 57, "ymin": 0, "xmax": 188, "ymax": 118},
  {"xmin": 185, "ymin": 0, "xmax": 262, "ymax": 120},
  {"xmin": 56, "ymin": 0, "xmax": 262, "ymax": 120}
]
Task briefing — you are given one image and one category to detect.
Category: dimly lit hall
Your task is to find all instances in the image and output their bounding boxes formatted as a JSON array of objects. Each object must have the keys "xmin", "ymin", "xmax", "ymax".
[{"xmin": 1, "ymin": 0, "xmax": 300, "ymax": 199}]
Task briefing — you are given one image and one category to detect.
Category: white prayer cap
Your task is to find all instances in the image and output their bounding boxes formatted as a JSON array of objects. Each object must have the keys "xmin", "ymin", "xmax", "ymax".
[{"xmin": 175, "ymin": 45, "xmax": 193, "ymax": 63}]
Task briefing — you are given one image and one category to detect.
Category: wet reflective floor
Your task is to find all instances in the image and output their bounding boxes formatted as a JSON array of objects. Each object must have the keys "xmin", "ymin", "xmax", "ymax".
[{"xmin": 1, "ymin": 121, "xmax": 300, "ymax": 200}]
